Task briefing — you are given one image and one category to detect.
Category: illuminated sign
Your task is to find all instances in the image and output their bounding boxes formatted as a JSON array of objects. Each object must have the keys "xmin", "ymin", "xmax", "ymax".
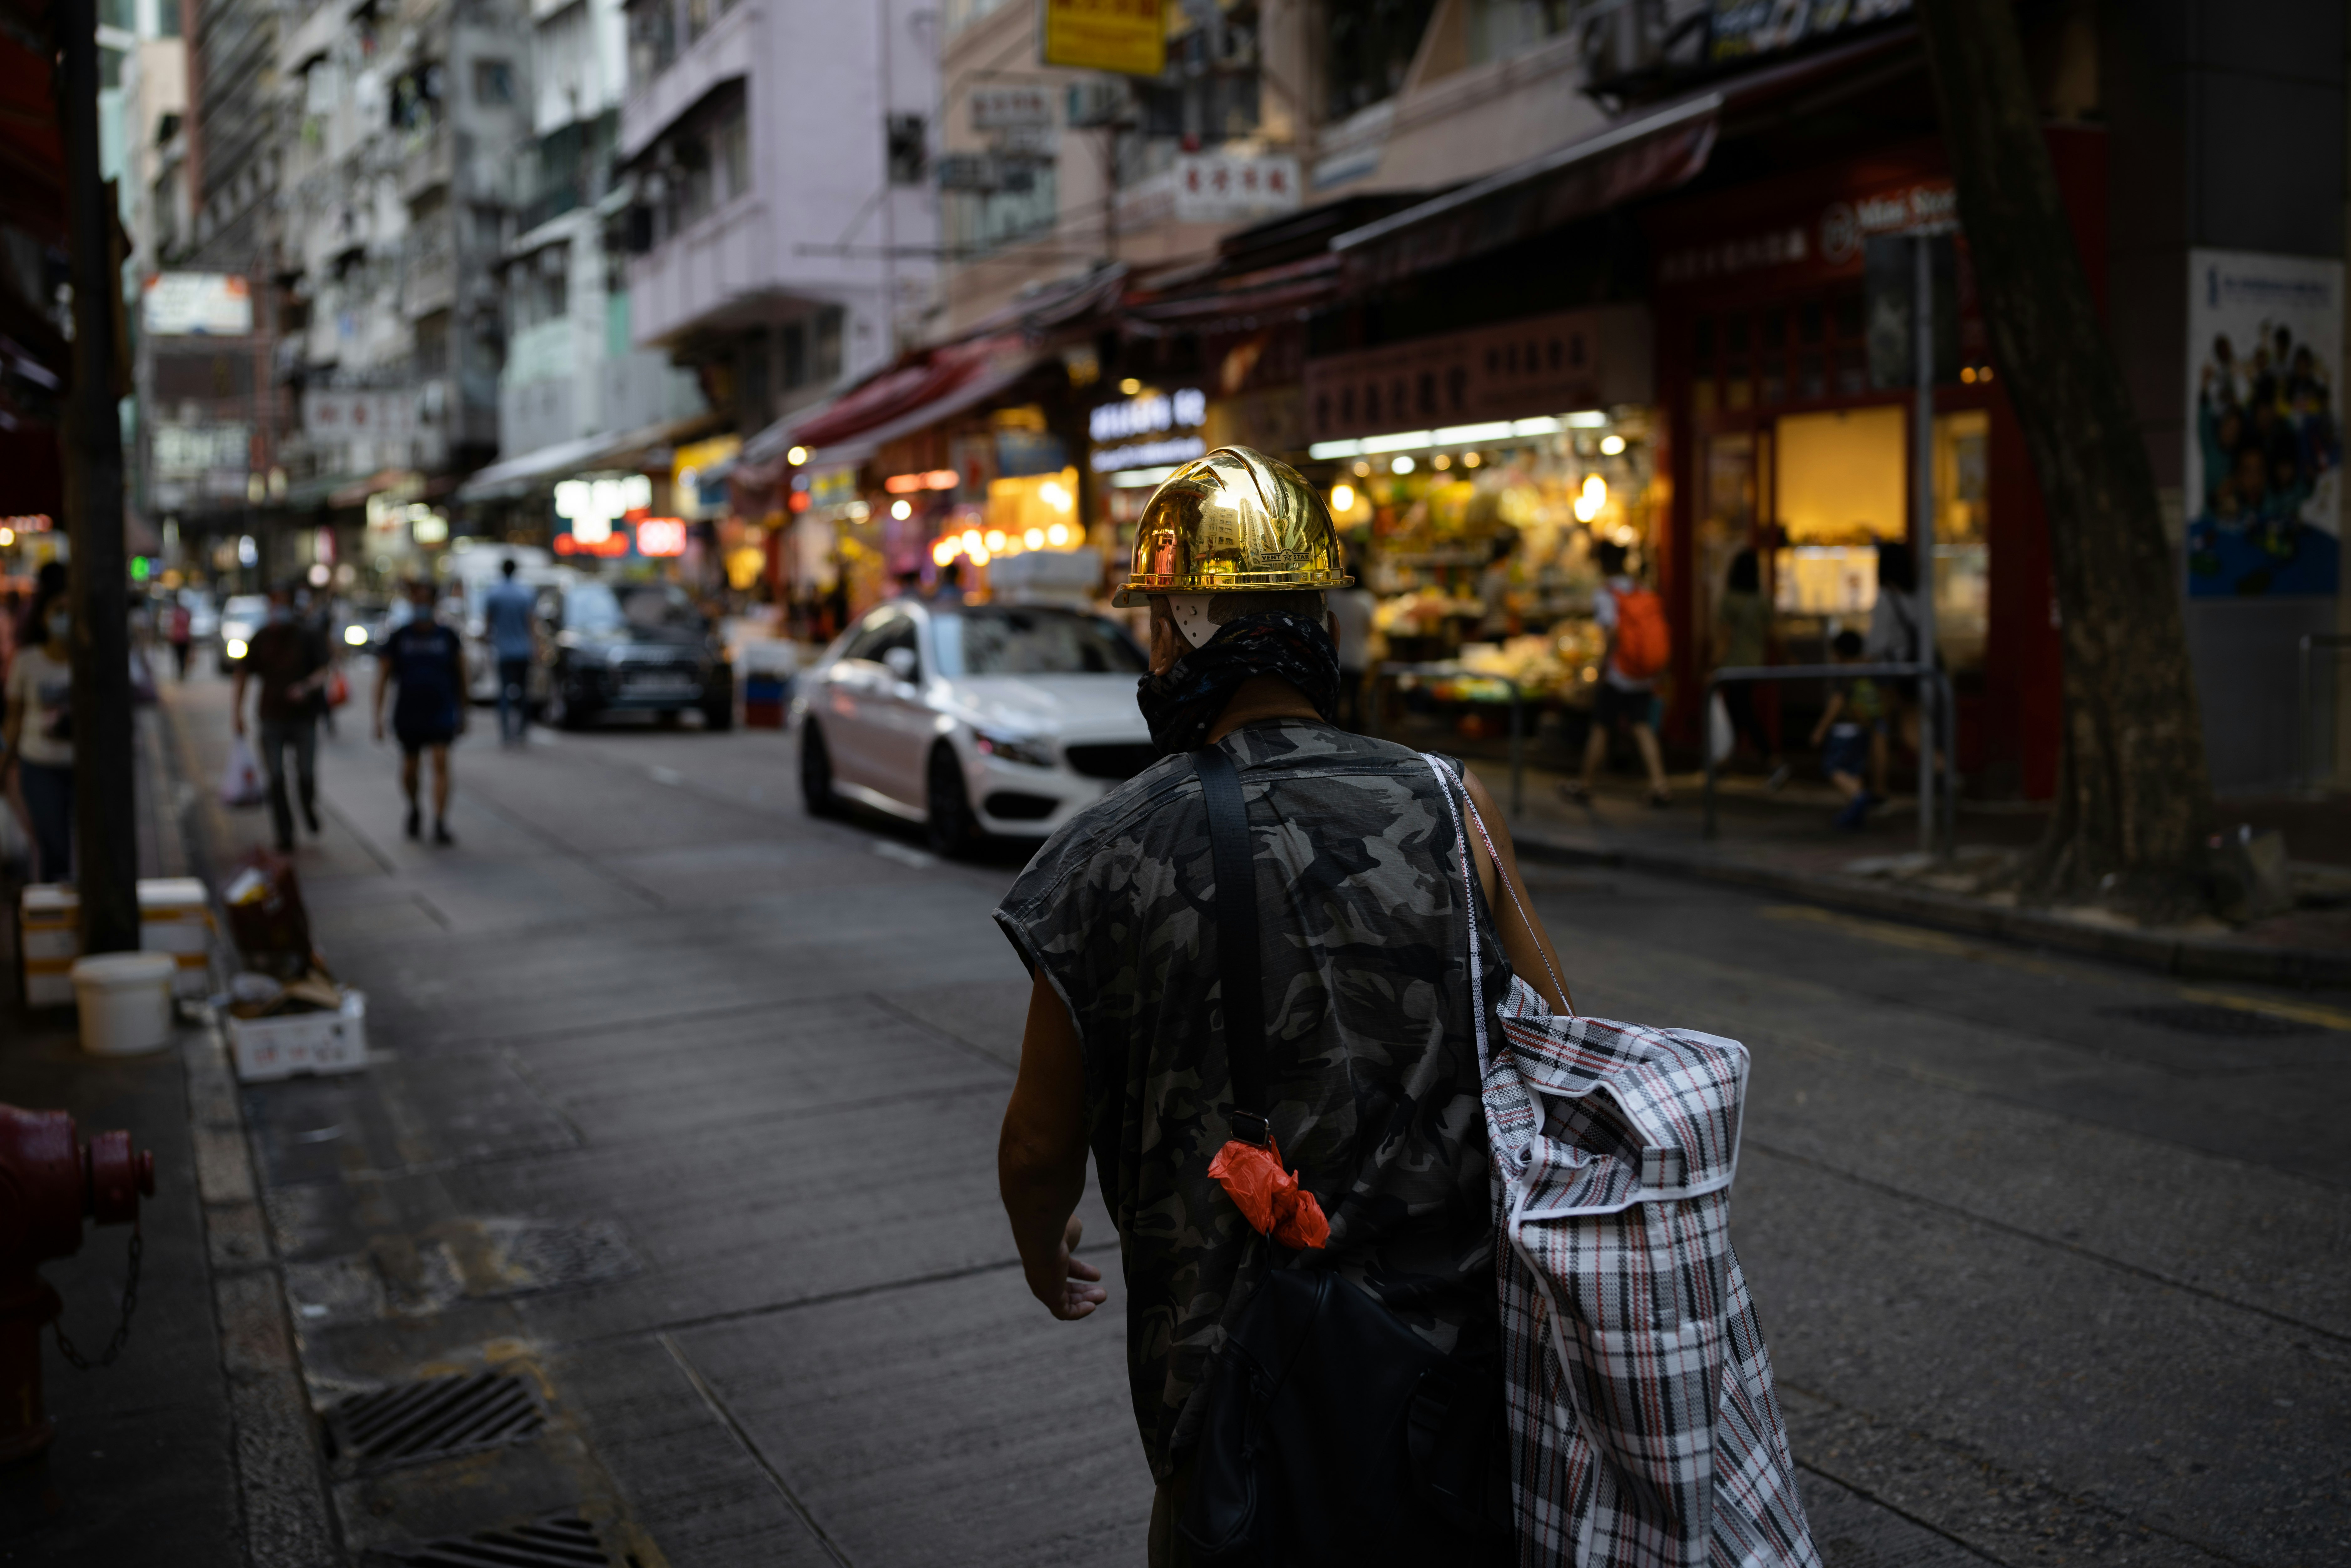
[
  {"xmin": 883, "ymin": 469, "xmax": 960, "ymax": 494},
  {"xmin": 554, "ymin": 474, "xmax": 653, "ymax": 545},
  {"xmin": 143, "ymin": 272, "xmax": 253, "ymax": 336},
  {"xmin": 1090, "ymin": 386, "xmax": 1205, "ymax": 443},
  {"xmin": 1091, "ymin": 435, "xmax": 1204, "ymax": 474},
  {"xmin": 554, "ymin": 530, "xmax": 631, "ymax": 558},
  {"xmin": 1040, "ymin": 0, "xmax": 1164, "ymax": 76},
  {"xmin": 635, "ymin": 518, "xmax": 688, "ymax": 557}
]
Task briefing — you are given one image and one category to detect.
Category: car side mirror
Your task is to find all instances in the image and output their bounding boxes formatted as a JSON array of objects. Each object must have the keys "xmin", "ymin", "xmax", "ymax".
[{"xmin": 882, "ymin": 646, "xmax": 919, "ymax": 683}]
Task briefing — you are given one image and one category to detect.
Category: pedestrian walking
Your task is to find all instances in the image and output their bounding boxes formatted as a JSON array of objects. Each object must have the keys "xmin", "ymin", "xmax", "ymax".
[
  {"xmin": 1865, "ymin": 539, "xmax": 1938, "ymax": 792},
  {"xmin": 482, "ymin": 556, "xmax": 538, "ymax": 745},
  {"xmin": 232, "ymin": 583, "xmax": 329, "ymax": 852},
  {"xmin": 1714, "ymin": 547, "xmax": 1789, "ymax": 787},
  {"xmin": 374, "ymin": 578, "xmax": 467, "ymax": 844},
  {"xmin": 1812, "ymin": 628, "xmax": 1885, "ymax": 830},
  {"xmin": 994, "ymin": 447, "xmax": 1575, "ymax": 1566},
  {"xmin": 1560, "ymin": 538, "xmax": 1672, "ymax": 808},
  {"xmin": 1, "ymin": 576, "xmax": 75, "ymax": 881},
  {"xmin": 167, "ymin": 594, "xmax": 193, "ymax": 680}
]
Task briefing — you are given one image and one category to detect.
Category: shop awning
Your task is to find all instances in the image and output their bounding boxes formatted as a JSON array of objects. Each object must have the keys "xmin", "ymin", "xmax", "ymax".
[
  {"xmin": 1331, "ymin": 27, "xmax": 1919, "ymax": 291},
  {"xmin": 738, "ymin": 333, "xmax": 1042, "ymax": 475},
  {"xmin": 452, "ymin": 414, "xmax": 720, "ymax": 502}
]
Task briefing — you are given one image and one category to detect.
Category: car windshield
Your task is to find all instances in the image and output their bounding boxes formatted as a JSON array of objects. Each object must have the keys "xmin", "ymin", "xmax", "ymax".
[
  {"xmin": 222, "ymin": 596, "xmax": 268, "ymax": 622},
  {"xmin": 566, "ymin": 582, "xmax": 704, "ymax": 635},
  {"xmin": 932, "ymin": 608, "xmax": 1146, "ymax": 677}
]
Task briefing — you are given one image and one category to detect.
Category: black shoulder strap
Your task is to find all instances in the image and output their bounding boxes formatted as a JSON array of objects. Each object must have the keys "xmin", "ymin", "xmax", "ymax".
[{"xmin": 1193, "ymin": 745, "xmax": 1269, "ymax": 1149}]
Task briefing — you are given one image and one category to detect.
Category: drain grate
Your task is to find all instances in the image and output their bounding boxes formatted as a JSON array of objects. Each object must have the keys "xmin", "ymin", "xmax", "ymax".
[
  {"xmin": 327, "ymin": 1370, "xmax": 545, "ymax": 1472},
  {"xmin": 2102, "ymin": 1002, "xmax": 2320, "ymax": 1038},
  {"xmin": 403, "ymin": 1512, "xmax": 612, "ymax": 1567}
]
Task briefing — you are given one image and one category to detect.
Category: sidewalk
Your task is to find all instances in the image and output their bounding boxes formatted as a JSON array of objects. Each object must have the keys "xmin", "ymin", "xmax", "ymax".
[
  {"xmin": 1478, "ymin": 748, "xmax": 2351, "ymax": 986},
  {"xmin": 0, "ymin": 704, "xmax": 334, "ymax": 1565}
]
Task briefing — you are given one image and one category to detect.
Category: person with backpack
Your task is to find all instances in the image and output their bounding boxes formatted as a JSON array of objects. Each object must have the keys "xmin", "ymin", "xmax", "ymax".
[{"xmin": 1560, "ymin": 538, "xmax": 1672, "ymax": 808}]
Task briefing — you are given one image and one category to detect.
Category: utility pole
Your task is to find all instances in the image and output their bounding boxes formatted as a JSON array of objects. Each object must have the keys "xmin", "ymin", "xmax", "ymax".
[{"xmin": 57, "ymin": 0, "xmax": 140, "ymax": 953}]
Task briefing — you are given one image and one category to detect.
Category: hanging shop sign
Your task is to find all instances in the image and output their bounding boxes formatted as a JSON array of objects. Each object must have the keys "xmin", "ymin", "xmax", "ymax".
[
  {"xmin": 1039, "ymin": 0, "xmax": 1164, "ymax": 76},
  {"xmin": 1707, "ymin": 0, "xmax": 1910, "ymax": 65},
  {"xmin": 554, "ymin": 474, "xmax": 653, "ymax": 545},
  {"xmin": 1302, "ymin": 305, "xmax": 1651, "ymax": 447},
  {"xmin": 972, "ymin": 86, "xmax": 1055, "ymax": 131},
  {"xmin": 635, "ymin": 517, "xmax": 690, "ymax": 557},
  {"xmin": 142, "ymin": 272, "xmax": 253, "ymax": 337},
  {"xmin": 1118, "ymin": 153, "xmax": 1300, "ymax": 229},
  {"xmin": 2183, "ymin": 250, "xmax": 2343, "ymax": 600},
  {"xmin": 1645, "ymin": 148, "xmax": 1959, "ymax": 298},
  {"xmin": 1090, "ymin": 385, "xmax": 1208, "ymax": 471}
]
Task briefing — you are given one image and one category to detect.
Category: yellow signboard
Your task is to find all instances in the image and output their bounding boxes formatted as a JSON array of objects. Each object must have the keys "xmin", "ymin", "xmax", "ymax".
[{"xmin": 1040, "ymin": 0, "xmax": 1165, "ymax": 76}]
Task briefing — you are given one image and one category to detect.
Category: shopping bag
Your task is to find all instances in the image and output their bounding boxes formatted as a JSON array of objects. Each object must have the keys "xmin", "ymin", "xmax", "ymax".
[
  {"xmin": 220, "ymin": 737, "xmax": 268, "ymax": 808},
  {"xmin": 1707, "ymin": 690, "xmax": 1736, "ymax": 765},
  {"xmin": 327, "ymin": 668, "xmax": 350, "ymax": 708}
]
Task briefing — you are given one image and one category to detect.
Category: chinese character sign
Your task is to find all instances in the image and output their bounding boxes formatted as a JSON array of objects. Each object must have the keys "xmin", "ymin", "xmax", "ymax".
[{"xmin": 2185, "ymin": 250, "xmax": 2343, "ymax": 598}]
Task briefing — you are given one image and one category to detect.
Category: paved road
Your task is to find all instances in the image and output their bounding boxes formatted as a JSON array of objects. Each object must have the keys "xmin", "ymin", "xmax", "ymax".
[{"xmin": 155, "ymin": 666, "xmax": 2347, "ymax": 1567}]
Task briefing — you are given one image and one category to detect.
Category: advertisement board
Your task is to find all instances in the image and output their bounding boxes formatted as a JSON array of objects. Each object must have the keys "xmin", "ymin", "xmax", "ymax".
[
  {"xmin": 143, "ymin": 273, "xmax": 253, "ymax": 337},
  {"xmin": 1708, "ymin": 0, "xmax": 1910, "ymax": 64},
  {"xmin": 2184, "ymin": 249, "xmax": 2343, "ymax": 598},
  {"xmin": 1039, "ymin": 0, "xmax": 1164, "ymax": 76}
]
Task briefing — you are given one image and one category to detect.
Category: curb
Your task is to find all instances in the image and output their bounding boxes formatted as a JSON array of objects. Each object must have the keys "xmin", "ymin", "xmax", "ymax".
[
  {"xmin": 153, "ymin": 688, "xmax": 349, "ymax": 1566},
  {"xmin": 1509, "ymin": 822, "xmax": 2351, "ymax": 988}
]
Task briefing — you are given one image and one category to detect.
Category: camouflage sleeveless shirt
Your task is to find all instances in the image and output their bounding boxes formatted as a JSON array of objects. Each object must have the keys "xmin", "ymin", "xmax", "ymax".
[{"xmin": 995, "ymin": 718, "xmax": 1508, "ymax": 1481}]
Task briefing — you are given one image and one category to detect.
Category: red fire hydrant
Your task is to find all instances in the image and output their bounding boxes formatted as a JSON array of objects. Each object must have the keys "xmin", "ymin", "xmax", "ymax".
[{"xmin": 0, "ymin": 1104, "xmax": 154, "ymax": 1466}]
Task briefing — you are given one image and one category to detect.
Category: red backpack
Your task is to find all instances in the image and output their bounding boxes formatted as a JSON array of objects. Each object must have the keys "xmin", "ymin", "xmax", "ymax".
[{"xmin": 1609, "ymin": 585, "xmax": 1671, "ymax": 680}]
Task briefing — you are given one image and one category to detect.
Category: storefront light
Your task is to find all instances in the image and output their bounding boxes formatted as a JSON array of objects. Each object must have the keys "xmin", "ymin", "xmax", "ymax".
[
  {"xmin": 1308, "ymin": 439, "xmax": 1363, "ymax": 460},
  {"xmin": 890, "ymin": 499, "xmax": 913, "ymax": 521},
  {"xmin": 1391, "ymin": 455, "xmax": 1415, "ymax": 474},
  {"xmin": 1107, "ymin": 467, "xmax": 1178, "ymax": 488},
  {"xmin": 983, "ymin": 529, "xmax": 1006, "ymax": 552},
  {"xmin": 969, "ymin": 547, "xmax": 991, "ymax": 566},
  {"xmin": 1574, "ymin": 474, "xmax": 1608, "ymax": 523},
  {"xmin": 1118, "ymin": 378, "xmax": 1142, "ymax": 395},
  {"xmin": 343, "ymin": 623, "xmax": 369, "ymax": 646},
  {"xmin": 1561, "ymin": 412, "xmax": 1607, "ymax": 429},
  {"xmin": 1046, "ymin": 522, "xmax": 1071, "ymax": 547},
  {"xmin": 787, "ymin": 445, "xmax": 809, "ymax": 465},
  {"xmin": 1330, "ymin": 483, "xmax": 1355, "ymax": 512},
  {"xmin": 1433, "ymin": 422, "xmax": 1514, "ymax": 446},
  {"xmin": 1462, "ymin": 453, "xmax": 1481, "ymax": 468},
  {"xmin": 1431, "ymin": 454, "xmax": 1451, "ymax": 471},
  {"xmin": 1351, "ymin": 460, "xmax": 1370, "ymax": 478},
  {"xmin": 1600, "ymin": 434, "xmax": 1627, "ymax": 456},
  {"xmin": 1363, "ymin": 430, "xmax": 1434, "ymax": 454},
  {"xmin": 933, "ymin": 538, "xmax": 959, "ymax": 567},
  {"xmin": 1024, "ymin": 528, "xmax": 1045, "ymax": 550},
  {"xmin": 1039, "ymin": 480, "xmax": 1071, "ymax": 512}
]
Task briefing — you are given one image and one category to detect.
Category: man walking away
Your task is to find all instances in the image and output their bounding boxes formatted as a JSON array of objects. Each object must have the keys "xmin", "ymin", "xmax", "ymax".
[
  {"xmin": 483, "ymin": 556, "xmax": 538, "ymax": 745},
  {"xmin": 235, "ymin": 584, "xmax": 328, "ymax": 852},
  {"xmin": 994, "ymin": 447, "xmax": 1572, "ymax": 1566},
  {"xmin": 1560, "ymin": 538, "xmax": 1672, "ymax": 808},
  {"xmin": 375, "ymin": 578, "xmax": 467, "ymax": 844},
  {"xmin": 167, "ymin": 594, "xmax": 193, "ymax": 680}
]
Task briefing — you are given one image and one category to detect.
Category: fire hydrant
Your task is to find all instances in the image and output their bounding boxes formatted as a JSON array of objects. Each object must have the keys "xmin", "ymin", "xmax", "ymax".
[{"xmin": 0, "ymin": 1104, "xmax": 154, "ymax": 1466}]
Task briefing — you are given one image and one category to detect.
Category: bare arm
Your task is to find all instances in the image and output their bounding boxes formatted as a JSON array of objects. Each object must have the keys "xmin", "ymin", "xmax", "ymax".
[
  {"xmin": 998, "ymin": 967, "xmax": 1107, "ymax": 1321},
  {"xmin": 373, "ymin": 651, "xmax": 391, "ymax": 741},
  {"xmin": 1461, "ymin": 767, "xmax": 1574, "ymax": 1015},
  {"xmin": 1810, "ymin": 690, "xmax": 1845, "ymax": 748}
]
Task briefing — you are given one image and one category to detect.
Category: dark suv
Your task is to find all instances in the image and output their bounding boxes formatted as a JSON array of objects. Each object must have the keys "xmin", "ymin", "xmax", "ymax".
[{"xmin": 543, "ymin": 580, "xmax": 733, "ymax": 730}]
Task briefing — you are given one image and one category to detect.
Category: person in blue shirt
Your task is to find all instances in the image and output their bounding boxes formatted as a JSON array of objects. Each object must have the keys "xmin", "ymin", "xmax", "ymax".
[
  {"xmin": 482, "ymin": 556, "xmax": 539, "ymax": 745},
  {"xmin": 374, "ymin": 578, "xmax": 467, "ymax": 845}
]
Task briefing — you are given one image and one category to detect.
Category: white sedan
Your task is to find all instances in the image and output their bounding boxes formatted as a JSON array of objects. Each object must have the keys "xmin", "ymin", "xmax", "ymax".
[{"xmin": 793, "ymin": 598, "xmax": 1157, "ymax": 854}]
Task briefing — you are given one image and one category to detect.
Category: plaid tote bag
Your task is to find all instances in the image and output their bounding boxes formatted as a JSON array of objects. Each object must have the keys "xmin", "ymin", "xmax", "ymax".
[{"xmin": 1427, "ymin": 757, "xmax": 1821, "ymax": 1568}]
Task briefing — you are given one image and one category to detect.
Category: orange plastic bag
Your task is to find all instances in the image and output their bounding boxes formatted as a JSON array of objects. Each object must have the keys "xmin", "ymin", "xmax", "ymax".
[{"xmin": 1209, "ymin": 1136, "xmax": 1329, "ymax": 1250}]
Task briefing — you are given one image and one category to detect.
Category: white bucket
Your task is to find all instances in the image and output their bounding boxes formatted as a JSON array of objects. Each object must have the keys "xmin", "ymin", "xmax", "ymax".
[{"xmin": 70, "ymin": 951, "xmax": 178, "ymax": 1057}]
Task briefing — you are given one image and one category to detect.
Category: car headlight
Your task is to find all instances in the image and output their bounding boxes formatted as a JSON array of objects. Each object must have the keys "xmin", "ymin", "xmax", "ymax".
[
  {"xmin": 224, "ymin": 637, "xmax": 248, "ymax": 659},
  {"xmin": 973, "ymin": 728, "xmax": 1054, "ymax": 769}
]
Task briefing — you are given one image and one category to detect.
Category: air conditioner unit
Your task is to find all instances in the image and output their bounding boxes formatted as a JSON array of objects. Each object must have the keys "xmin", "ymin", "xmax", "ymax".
[{"xmin": 1065, "ymin": 79, "xmax": 1130, "ymax": 129}]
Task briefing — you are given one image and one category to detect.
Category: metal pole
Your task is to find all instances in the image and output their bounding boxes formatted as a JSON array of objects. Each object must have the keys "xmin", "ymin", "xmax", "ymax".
[
  {"xmin": 1702, "ymin": 673, "xmax": 1719, "ymax": 839},
  {"xmin": 1911, "ymin": 233, "xmax": 1939, "ymax": 856},
  {"xmin": 59, "ymin": 0, "xmax": 140, "ymax": 953}
]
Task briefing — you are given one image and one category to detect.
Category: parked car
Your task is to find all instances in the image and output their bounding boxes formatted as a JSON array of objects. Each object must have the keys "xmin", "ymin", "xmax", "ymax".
[
  {"xmin": 216, "ymin": 594, "xmax": 269, "ymax": 672},
  {"xmin": 792, "ymin": 598, "xmax": 1154, "ymax": 855},
  {"xmin": 543, "ymin": 579, "xmax": 733, "ymax": 730},
  {"xmin": 181, "ymin": 587, "xmax": 219, "ymax": 642}
]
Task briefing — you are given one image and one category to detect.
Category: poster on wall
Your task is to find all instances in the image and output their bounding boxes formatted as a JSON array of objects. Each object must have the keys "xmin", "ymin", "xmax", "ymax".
[{"xmin": 2185, "ymin": 249, "xmax": 2343, "ymax": 598}]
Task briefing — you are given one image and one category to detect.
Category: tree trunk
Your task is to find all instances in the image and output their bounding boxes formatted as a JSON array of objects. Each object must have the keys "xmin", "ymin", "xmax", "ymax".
[{"xmin": 1916, "ymin": 0, "xmax": 2216, "ymax": 918}]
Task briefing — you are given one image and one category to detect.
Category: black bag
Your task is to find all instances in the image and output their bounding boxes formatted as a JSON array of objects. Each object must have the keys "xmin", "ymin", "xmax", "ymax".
[{"xmin": 1176, "ymin": 745, "xmax": 1510, "ymax": 1567}]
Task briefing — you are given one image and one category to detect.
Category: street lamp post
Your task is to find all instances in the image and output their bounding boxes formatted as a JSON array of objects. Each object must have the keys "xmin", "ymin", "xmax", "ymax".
[{"xmin": 58, "ymin": 0, "xmax": 139, "ymax": 953}]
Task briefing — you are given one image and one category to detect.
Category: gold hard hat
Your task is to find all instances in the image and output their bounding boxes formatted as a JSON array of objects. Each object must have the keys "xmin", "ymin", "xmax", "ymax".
[{"xmin": 1112, "ymin": 446, "xmax": 1353, "ymax": 606}]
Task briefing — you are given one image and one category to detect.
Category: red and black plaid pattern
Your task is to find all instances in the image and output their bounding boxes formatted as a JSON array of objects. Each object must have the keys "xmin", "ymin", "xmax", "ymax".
[{"xmin": 1426, "ymin": 758, "xmax": 1819, "ymax": 1567}]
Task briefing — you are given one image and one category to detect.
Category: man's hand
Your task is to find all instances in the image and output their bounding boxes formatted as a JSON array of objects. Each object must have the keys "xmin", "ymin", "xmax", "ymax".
[
  {"xmin": 373, "ymin": 717, "xmax": 386, "ymax": 743},
  {"xmin": 1024, "ymin": 1215, "xmax": 1107, "ymax": 1320}
]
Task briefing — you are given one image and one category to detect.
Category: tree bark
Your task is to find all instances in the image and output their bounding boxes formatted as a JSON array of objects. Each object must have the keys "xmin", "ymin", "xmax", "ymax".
[{"xmin": 1916, "ymin": 0, "xmax": 2216, "ymax": 917}]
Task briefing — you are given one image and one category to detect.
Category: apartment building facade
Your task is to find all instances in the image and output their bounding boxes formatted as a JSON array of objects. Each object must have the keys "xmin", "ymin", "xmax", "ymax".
[{"xmin": 615, "ymin": 0, "xmax": 939, "ymax": 443}]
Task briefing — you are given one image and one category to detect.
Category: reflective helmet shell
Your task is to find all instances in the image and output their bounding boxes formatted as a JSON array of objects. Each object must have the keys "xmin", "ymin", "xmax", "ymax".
[{"xmin": 1111, "ymin": 445, "xmax": 1353, "ymax": 606}]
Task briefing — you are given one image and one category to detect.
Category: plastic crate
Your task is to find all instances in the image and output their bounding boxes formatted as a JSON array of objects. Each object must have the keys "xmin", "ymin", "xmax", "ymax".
[{"xmin": 19, "ymin": 881, "xmax": 216, "ymax": 1006}]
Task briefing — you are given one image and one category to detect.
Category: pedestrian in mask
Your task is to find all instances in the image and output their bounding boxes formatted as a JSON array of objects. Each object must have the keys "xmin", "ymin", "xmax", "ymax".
[
  {"xmin": 233, "ymin": 582, "xmax": 328, "ymax": 852},
  {"xmin": 994, "ymin": 448, "xmax": 1574, "ymax": 1565},
  {"xmin": 2, "ymin": 579, "xmax": 77, "ymax": 880}
]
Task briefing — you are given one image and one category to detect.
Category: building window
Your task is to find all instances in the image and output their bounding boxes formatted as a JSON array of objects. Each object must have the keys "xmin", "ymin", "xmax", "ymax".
[
  {"xmin": 781, "ymin": 319, "xmax": 807, "ymax": 388},
  {"xmin": 416, "ymin": 311, "xmax": 450, "ymax": 375},
  {"xmin": 472, "ymin": 58, "xmax": 515, "ymax": 105},
  {"xmin": 814, "ymin": 306, "xmax": 842, "ymax": 384},
  {"xmin": 715, "ymin": 101, "xmax": 750, "ymax": 201},
  {"xmin": 886, "ymin": 113, "xmax": 927, "ymax": 185},
  {"xmin": 1325, "ymin": 0, "xmax": 1436, "ymax": 120},
  {"xmin": 625, "ymin": 0, "xmax": 675, "ymax": 89}
]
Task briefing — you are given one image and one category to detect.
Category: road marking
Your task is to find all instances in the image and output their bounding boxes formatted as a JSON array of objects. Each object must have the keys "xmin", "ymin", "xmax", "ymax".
[
  {"xmin": 871, "ymin": 840, "xmax": 936, "ymax": 869},
  {"xmin": 1766, "ymin": 905, "xmax": 2351, "ymax": 1033},
  {"xmin": 2176, "ymin": 987, "xmax": 2351, "ymax": 1034},
  {"xmin": 1759, "ymin": 904, "xmax": 2072, "ymax": 977},
  {"xmin": 648, "ymin": 765, "xmax": 684, "ymax": 785}
]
